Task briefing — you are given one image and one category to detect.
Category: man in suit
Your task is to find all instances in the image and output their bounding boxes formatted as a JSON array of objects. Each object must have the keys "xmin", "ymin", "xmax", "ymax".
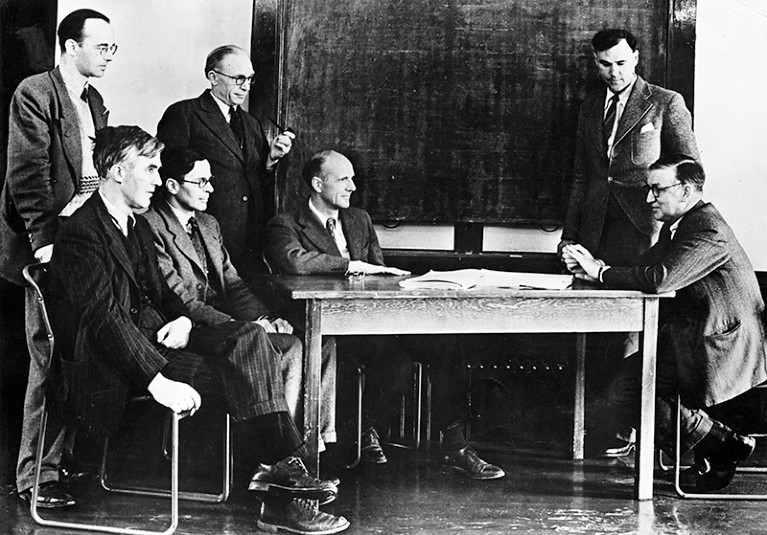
[
  {"xmin": 558, "ymin": 28, "xmax": 701, "ymax": 457},
  {"xmin": 143, "ymin": 147, "xmax": 337, "ymax": 450},
  {"xmin": 0, "ymin": 9, "xmax": 114, "ymax": 507},
  {"xmin": 156, "ymin": 45, "xmax": 294, "ymax": 282},
  {"xmin": 50, "ymin": 126, "xmax": 348, "ymax": 534},
  {"xmin": 267, "ymin": 150, "xmax": 505, "ymax": 480},
  {"xmin": 563, "ymin": 154, "xmax": 767, "ymax": 492}
]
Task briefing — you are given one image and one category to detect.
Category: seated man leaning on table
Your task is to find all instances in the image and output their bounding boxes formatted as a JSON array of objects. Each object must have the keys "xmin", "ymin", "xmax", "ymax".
[
  {"xmin": 563, "ymin": 154, "xmax": 767, "ymax": 492},
  {"xmin": 49, "ymin": 127, "xmax": 348, "ymax": 535},
  {"xmin": 143, "ymin": 146, "xmax": 337, "ymax": 453},
  {"xmin": 266, "ymin": 149, "xmax": 505, "ymax": 480}
]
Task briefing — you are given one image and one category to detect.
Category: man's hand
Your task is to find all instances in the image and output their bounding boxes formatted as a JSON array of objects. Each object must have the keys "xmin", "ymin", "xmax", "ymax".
[
  {"xmin": 34, "ymin": 244, "xmax": 53, "ymax": 263},
  {"xmin": 562, "ymin": 244, "xmax": 603, "ymax": 282},
  {"xmin": 270, "ymin": 317, "xmax": 294, "ymax": 334},
  {"xmin": 347, "ymin": 260, "xmax": 410, "ymax": 276},
  {"xmin": 157, "ymin": 316, "xmax": 192, "ymax": 349},
  {"xmin": 556, "ymin": 239, "xmax": 575, "ymax": 260},
  {"xmin": 268, "ymin": 131, "xmax": 295, "ymax": 165},
  {"xmin": 147, "ymin": 372, "xmax": 201, "ymax": 416}
]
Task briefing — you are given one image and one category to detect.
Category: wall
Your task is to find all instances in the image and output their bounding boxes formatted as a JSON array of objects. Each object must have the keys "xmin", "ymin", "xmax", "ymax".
[
  {"xmin": 695, "ymin": 0, "xmax": 767, "ymax": 271},
  {"xmin": 57, "ymin": 0, "xmax": 252, "ymax": 134}
]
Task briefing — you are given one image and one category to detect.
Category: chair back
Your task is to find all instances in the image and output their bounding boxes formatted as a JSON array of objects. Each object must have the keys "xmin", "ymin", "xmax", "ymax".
[
  {"xmin": 22, "ymin": 262, "xmax": 55, "ymax": 358},
  {"xmin": 261, "ymin": 249, "xmax": 279, "ymax": 274}
]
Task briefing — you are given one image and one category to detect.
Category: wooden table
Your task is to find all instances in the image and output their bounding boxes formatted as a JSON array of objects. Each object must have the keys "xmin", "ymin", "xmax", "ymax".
[{"xmin": 269, "ymin": 275, "xmax": 673, "ymax": 500}]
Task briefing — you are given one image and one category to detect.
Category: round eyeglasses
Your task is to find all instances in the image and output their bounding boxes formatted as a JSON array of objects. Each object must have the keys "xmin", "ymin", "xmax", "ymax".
[
  {"xmin": 212, "ymin": 70, "xmax": 256, "ymax": 87},
  {"xmin": 644, "ymin": 182, "xmax": 682, "ymax": 199},
  {"xmin": 79, "ymin": 42, "xmax": 118, "ymax": 57},
  {"xmin": 182, "ymin": 176, "xmax": 214, "ymax": 189}
]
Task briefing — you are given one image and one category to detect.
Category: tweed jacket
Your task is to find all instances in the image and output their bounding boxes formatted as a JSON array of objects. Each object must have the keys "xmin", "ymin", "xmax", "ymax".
[
  {"xmin": 562, "ymin": 76, "xmax": 700, "ymax": 254},
  {"xmin": 143, "ymin": 201, "xmax": 270, "ymax": 325},
  {"xmin": 156, "ymin": 90, "xmax": 273, "ymax": 263},
  {"xmin": 266, "ymin": 201, "xmax": 384, "ymax": 274},
  {"xmin": 49, "ymin": 193, "xmax": 189, "ymax": 436},
  {"xmin": 603, "ymin": 201, "xmax": 767, "ymax": 408},
  {"xmin": 0, "ymin": 67, "xmax": 108, "ymax": 285}
]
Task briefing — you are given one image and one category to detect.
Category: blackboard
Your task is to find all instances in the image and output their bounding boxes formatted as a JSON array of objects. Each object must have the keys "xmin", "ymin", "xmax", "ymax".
[{"xmin": 274, "ymin": 0, "xmax": 671, "ymax": 224}]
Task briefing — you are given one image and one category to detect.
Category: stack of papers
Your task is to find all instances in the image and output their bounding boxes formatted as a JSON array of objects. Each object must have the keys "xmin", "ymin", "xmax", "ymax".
[{"xmin": 398, "ymin": 269, "xmax": 573, "ymax": 290}]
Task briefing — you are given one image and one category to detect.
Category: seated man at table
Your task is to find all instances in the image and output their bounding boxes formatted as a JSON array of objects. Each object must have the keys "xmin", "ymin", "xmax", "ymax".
[
  {"xmin": 267, "ymin": 149, "xmax": 505, "ymax": 480},
  {"xmin": 49, "ymin": 126, "xmax": 348, "ymax": 534},
  {"xmin": 144, "ymin": 147, "xmax": 337, "ymax": 452},
  {"xmin": 563, "ymin": 154, "xmax": 767, "ymax": 492}
]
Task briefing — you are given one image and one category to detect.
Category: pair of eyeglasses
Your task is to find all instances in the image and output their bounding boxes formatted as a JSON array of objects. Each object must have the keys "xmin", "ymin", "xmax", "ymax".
[
  {"xmin": 182, "ymin": 176, "xmax": 214, "ymax": 189},
  {"xmin": 643, "ymin": 182, "xmax": 682, "ymax": 198},
  {"xmin": 212, "ymin": 70, "xmax": 256, "ymax": 87},
  {"xmin": 79, "ymin": 42, "xmax": 118, "ymax": 57}
]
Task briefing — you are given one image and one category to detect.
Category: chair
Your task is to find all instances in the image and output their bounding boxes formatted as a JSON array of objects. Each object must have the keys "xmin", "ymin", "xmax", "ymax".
[
  {"xmin": 671, "ymin": 389, "xmax": 767, "ymax": 499},
  {"xmin": 23, "ymin": 263, "xmax": 231, "ymax": 534}
]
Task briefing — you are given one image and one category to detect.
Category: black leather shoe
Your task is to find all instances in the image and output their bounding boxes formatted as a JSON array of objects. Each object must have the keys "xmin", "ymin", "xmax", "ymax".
[
  {"xmin": 18, "ymin": 481, "xmax": 76, "ymax": 509},
  {"xmin": 441, "ymin": 446, "xmax": 505, "ymax": 480},
  {"xmin": 248, "ymin": 457, "xmax": 338, "ymax": 502},
  {"xmin": 258, "ymin": 498, "xmax": 350, "ymax": 534},
  {"xmin": 696, "ymin": 434, "xmax": 756, "ymax": 492},
  {"xmin": 598, "ymin": 439, "xmax": 636, "ymax": 458},
  {"xmin": 360, "ymin": 427, "xmax": 387, "ymax": 464}
]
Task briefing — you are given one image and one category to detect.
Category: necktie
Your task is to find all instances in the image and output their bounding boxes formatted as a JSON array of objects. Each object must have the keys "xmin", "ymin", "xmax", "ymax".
[
  {"xmin": 656, "ymin": 224, "xmax": 673, "ymax": 253},
  {"xmin": 603, "ymin": 93, "xmax": 620, "ymax": 146},
  {"xmin": 188, "ymin": 217, "xmax": 208, "ymax": 271},
  {"xmin": 326, "ymin": 217, "xmax": 337, "ymax": 239},
  {"xmin": 80, "ymin": 85, "xmax": 89, "ymax": 103},
  {"xmin": 229, "ymin": 106, "xmax": 244, "ymax": 148}
]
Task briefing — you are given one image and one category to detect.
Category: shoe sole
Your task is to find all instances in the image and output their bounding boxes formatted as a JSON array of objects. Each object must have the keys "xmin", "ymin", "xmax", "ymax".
[
  {"xmin": 447, "ymin": 466, "xmax": 506, "ymax": 480},
  {"xmin": 598, "ymin": 445, "xmax": 635, "ymax": 458},
  {"xmin": 248, "ymin": 482, "xmax": 337, "ymax": 503},
  {"xmin": 18, "ymin": 495, "xmax": 77, "ymax": 508},
  {"xmin": 256, "ymin": 517, "xmax": 350, "ymax": 535}
]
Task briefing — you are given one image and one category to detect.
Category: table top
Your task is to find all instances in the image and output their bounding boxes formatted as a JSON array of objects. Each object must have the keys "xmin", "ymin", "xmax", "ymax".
[{"xmin": 268, "ymin": 274, "xmax": 675, "ymax": 300}]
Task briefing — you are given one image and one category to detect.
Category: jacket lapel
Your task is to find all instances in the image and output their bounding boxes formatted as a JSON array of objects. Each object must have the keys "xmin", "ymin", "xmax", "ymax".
[
  {"xmin": 195, "ymin": 213, "xmax": 226, "ymax": 287},
  {"xmin": 90, "ymin": 195, "xmax": 137, "ymax": 287},
  {"xmin": 197, "ymin": 90, "xmax": 244, "ymax": 163},
  {"xmin": 340, "ymin": 209, "xmax": 364, "ymax": 260},
  {"xmin": 51, "ymin": 68, "xmax": 83, "ymax": 188},
  {"xmin": 613, "ymin": 76, "xmax": 653, "ymax": 147},
  {"xmin": 298, "ymin": 203, "xmax": 340, "ymax": 255},
  {"xmin": 156, "ymin": 202, "xmax": 208, "ymax": 279},
  {"xmin": 86, "ymin": 86, "xmax": 109, "ymax": 129}
]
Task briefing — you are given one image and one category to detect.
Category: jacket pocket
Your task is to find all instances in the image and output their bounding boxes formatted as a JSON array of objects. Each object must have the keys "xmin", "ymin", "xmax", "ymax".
[{"xmin": 631, "ymin": 128, "xmax": 661, "ymax": 165}]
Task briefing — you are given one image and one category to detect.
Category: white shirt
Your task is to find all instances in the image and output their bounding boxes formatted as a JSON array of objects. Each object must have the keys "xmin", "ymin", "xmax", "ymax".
[
  {"xmin": 166, "ymin": 200, "xmax": 195, "ymax": 232},
  {"xmin": 309, "ymin": 198, "xmax": 350, "ymax": 260},
  {"xmin": 99, "ymin": 191, "xmax": 134, "ymax": 238},
  {"xmin": 210, "ymin": 92, "xmax": 234, "ymax": 124},
  {"xmin": 59, "ymin": 62, "xmax": 98, "ymax": 178},
  {"xmin": 604, "ymin": 76, "xmax": 637, "ymax": 157}
]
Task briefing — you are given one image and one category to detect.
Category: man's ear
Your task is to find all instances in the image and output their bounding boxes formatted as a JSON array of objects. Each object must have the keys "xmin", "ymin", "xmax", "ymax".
[
  {"xmin": 206, "ymin": 70, "xmax": 218, "ymax": 86},
  {"xmin": 110, "ymin": 164, "xmax": 123, "ymax": 184},
  {"xmin": 165, "ymin": 178, "xmax": 180, "ymax": 195},
  {"xmin": 63, "ymin": 38, "xmax": 79, "ymax": 58},
  {"xmin": 311, "ymin": 176, "xmax": 323, "ymax": 194}
]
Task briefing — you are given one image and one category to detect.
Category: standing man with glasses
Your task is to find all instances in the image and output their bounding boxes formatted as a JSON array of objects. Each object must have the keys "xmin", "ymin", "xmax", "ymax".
[
  {"xmin": 0, "ymin": 9, "xmax": 116, "ymax": 508},
  {"xmin": 556, "ymin": 29, "xmax": 701, "ymax": 458},
  {"xmin": 157, "ymin": 45, "xmax": 294, "ymax": 283}
]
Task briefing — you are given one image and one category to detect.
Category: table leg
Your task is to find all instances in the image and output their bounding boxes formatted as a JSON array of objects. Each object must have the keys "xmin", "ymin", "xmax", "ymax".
[
  {"xmin": 573, "ymin": 333, "xmax": 586, "ymax": 460},
  {"xmin": 303, "ymin": 300, "xmax": 322, "ymax": 477},
  {"xmin": 636, "ymin": 298, "xmax": 659, "ymax": 500}
]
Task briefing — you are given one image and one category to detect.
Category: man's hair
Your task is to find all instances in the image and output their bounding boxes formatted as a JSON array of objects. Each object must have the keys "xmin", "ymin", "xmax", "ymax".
[
  {"xmin": 592, "ymin": 29, "xmax": 637, "ymax": 53},
  {"xmin": 302, "ymin": 150, "xmax": 341, "ymax": 187},
  {"xmin": 205, "ymin": 44, "xmax": 249, "ymax": 76},
  {"xmin": 58, "ymin": 9, "xmax": 110, "ymax": 52},
  {"xmin": 650, "ymin": 154, "xmax": 705, "ymax": 191},
  {"xmin": 93, "ymin": 126, "xmax": 164, "ymax": 178},
  {"xmin": 157, "ymin": 147, "xmax": 205, "ymax": 197}
]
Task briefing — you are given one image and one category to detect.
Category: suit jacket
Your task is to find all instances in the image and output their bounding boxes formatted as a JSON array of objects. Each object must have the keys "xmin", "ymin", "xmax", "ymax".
[
  {"xmin": 0, "ymin": 67, "xmax": 108, "ymax": 285},
  {"xmin": 266, "ymin": 201, "xmax": 384, "ymax": 274},
  {"xmin": 562, "ymin": 76, "xmax": 700, "ymax": 257},
  {"xmin": 603, "ymin": 201, "xmax": 767, "ymax": 408},
  {"xmin": 156, "ymin": 90, "xmax": 273, "ymax": 265},
  {"xmin": 143, "ymin": 201, "xmax": 270, "ymax": 325},
  {"xmin": 49, "ymin": 193, "xmax": 189, "ymax": 436}
]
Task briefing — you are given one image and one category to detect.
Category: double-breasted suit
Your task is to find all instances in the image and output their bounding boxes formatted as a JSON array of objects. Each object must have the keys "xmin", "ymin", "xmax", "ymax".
[
  {"xmin": 562, "ymin": 76, "xmax": 700, "ymax": 265},
  {"xmin": 0, "ymin": 67, "xmax": 108, "ymax": 285},
  {"xmin": 156, "ymin": 90, "xmax": 273, "ymax": 275}
]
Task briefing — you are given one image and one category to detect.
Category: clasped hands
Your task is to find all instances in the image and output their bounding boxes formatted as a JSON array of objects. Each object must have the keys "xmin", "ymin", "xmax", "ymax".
[{"xmin": 560, "ymin": 243, "xmax": 605, "ymax": 282}]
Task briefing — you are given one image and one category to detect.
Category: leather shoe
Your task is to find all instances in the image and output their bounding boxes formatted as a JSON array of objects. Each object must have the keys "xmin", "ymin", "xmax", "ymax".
[
  {"xmin": 248, "ymin": 457, "xmax": 338, "ymax": 502},
  {"xmin": 18, "ymin": 481, "xmax": 76, "ymax": 509},
  {"xmin": 258, "ymin": 498, "xmax": 350, "ymax": 534},
  {"xmin": 598, "ymin": 439, "xmax": 635, "ymax": 458},
  {"xmin": 696, "ymin": 434, "xmax": 756, "ymax": 492},
  {"xmin": 441, "ymin": 445, "xmax": 505, "ymax": 480},
  {"xmin": 360, "ymin": 427, "xmax": 387, "ymax": 464}
]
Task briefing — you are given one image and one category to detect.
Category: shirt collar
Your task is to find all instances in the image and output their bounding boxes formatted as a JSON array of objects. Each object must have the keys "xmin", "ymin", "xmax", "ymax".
[
  {"xmin": 99, "ymin": 191, "xmax": 134, "ymax": 237},
  {"xmin": 166, "ymin": 200, "xmax": 195, "ymax": 231},
  {"xmin": 308, "ymin": 198, "xmax": 339, "ymax": 227},
  {"xmin": 604, "ymin": 76, "xmax": 636, "ymax": 110},
  {"xmin": 210, "ymin": 91, "xmax": 234, "ymax": 119},
  {"xmin": 59, "ymin": 62, "xmax": 89, "ymax": 95}
]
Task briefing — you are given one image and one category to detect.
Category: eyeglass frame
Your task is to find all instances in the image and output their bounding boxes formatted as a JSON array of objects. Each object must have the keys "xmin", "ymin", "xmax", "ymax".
[
  {"xmin": 78, "ymin": 42, "xmax": 118, "ymax": 57},
  {"xmin": 644, "ymin": 182, "xmax": 683, "ymax": 199},
  {"xmin": 211, "ymin": 70, "xmax": 256, "ymax": 87},
  {"xmin": 181, "ymin": 176, "xmax": 214, "ymax": 189}
]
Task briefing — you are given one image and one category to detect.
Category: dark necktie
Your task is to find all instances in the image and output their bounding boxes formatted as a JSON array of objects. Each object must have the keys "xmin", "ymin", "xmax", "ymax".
[
  {"xmin": 188, "ymin": 217, "xmax": 208, "ymax": 271},
  {"xmin": 326, "ymin": 217, "xmax": 337, "ymax": 240},
  {"xmin": 229, "ymin": 106, "xmax": 244, "ymax": 148},
  {"xmin": 127, "ymin": 217, "xmax": 140, "ymax": 251},
  {"xmin": 80, "ymin": 85, "xmax": 89, "ymax": 103},
  {"xmin": 657, "ymin": 224, "xmax": 673, "ymax": 253},
  {"xmin": 603, "ymin": 93, "xmax": 620, "ymax": 146}
]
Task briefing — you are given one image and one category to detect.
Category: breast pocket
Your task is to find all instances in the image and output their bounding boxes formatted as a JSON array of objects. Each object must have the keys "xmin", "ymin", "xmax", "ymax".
[{"xmin": 631, "ymin": 128, "xmax": 661, "ymax": 166}]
